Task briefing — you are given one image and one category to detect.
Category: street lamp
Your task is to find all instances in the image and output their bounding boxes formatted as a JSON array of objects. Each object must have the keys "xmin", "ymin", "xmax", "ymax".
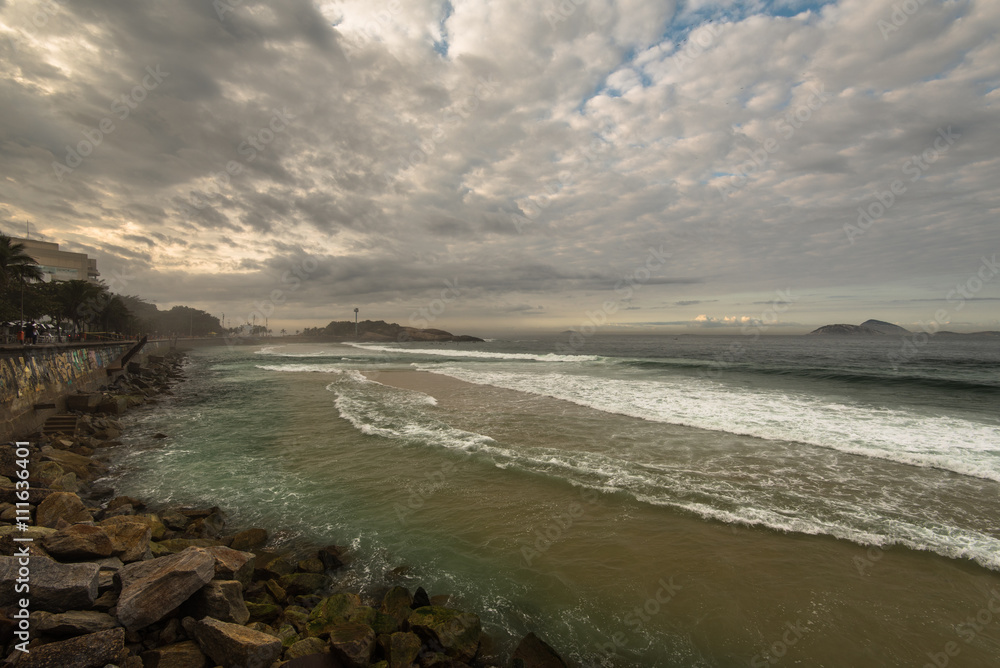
[{"xmin": 354, "ymin": 307, "xmax": 359, "ymax": 339}]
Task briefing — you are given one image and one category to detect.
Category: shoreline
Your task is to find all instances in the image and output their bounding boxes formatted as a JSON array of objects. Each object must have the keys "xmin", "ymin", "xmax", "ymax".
[{"xmin": 0, "ymin": 351, "xmax": 569, "ymax": 667}]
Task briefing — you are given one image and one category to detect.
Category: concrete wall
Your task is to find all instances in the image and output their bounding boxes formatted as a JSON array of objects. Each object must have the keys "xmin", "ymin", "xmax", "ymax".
[{"xmin": 0, "ymin": 340, "xmax": 166, "ymax": 440}]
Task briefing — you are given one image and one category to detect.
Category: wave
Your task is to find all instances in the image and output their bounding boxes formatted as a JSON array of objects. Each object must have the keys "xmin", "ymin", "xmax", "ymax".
[
  {"xmin": 345, "ymin": 343, "xmax": 600, "ymax": 363},
  {"xmin": 324, "ymin": 376, "xmax": 1000, "ymax": 571},
  {"xmin": 419, "ymin": 365, "xmax": 1000, "ymax": 483},
  {"xmin": 255, "ymin": 364, "xmax": 344, "ymax": 374}
]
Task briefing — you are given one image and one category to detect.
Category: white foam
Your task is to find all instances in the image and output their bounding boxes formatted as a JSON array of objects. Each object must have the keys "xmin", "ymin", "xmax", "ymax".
[
  {"xmin": 345, "ymin": 342, "xmax": 600, "ymax": 363},
  {"xmin": 256, "ymin": 364, "xmax": 344, "ymax": 374},
  {"xmin": 420, "ymin": 365, "xmax": 1000, "ymax": 483}
]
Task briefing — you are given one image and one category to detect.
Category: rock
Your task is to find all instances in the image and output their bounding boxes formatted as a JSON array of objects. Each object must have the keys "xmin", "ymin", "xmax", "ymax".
[
  {"xmin": 298, "ymin": 557, "xmax": 325, "ymax": 573},
  {"xmin": 264, "ymin": 577, "xmax": 287, "ymax": 603},
  {"xmin": 286, "ymin": 636, "xmax": 329, "ymax": 659},
  {"xmin": 389, "ymin": 631, "xmax": 422, "ymax": 668},
  {"xmin": 408, "ymin": 607, "xmax": 481, "ymax": 663},
  {"xmin": 140, "ymin": 640, "xmax": 209, "ymax": 668},
  {"xmin": 99, "ymin": 516, "xmax": 152, "ymax": 562},
  {"xmin": 17, "ymin": 627, "xmax": 124, "ymax": 668},
  {"xmin": 42, "ymin": 524, "xmax": 113, "ymax": 560},
  {"xmin": 328, "ymin": 622, "xmax": 376, "ymax": 668},
  {"xmin": 31, "ymin": 610, "xmax": 119, "ymax": 637},
  {"xmin": 66, "ymin": 393, "xmax": 101, "ymax": 412},
  {"xmin": 160, "ymin": 508, "xmax": 190, "ymax": 530},
  {"xmin": 96, "ymin": 396, "xmax": 128, "ymax": 415},
  {"xmin": 381, "ymin": 586, "xmax": 414, "ymax": 628},
  {"xmin": 0, "ymin": 556, "xmax": 98, "ymax": 612},
  {"xmin": 0, "ymin": 525, "xmax": 56, "ymax": 557},
  {"xmin": 155, "ymin": 537, "xmax": 224, "ymax": 553},
  {"xmin": 279, "ymin": 572, "xmax": 331, "ymax": 596},
  {"xmin": 230, "ymin": 527, "xmax": 268, "ymax": 551},
  {"xmin": 153, "ymin": 432, "xmax": 169, "ymax": 439},
  {"xmin": 254, "ymin": 551, "xmax": 295, "ymax": 579},
  {"xmin": 39, "ymin": 446, "xmax": 106, "ymax": 480},
  {"xmin": 411, "ymin": 586, "xmax": 431, "ymax": 609},
  {"xmin": 185, "ymin": 511, "xmax": 226, "ymax": 539},
  {"xmin": 306, "ymin": 593, "xmax": 364, "ymax": 637},
  {"xmin": 35, "ymin": 491, "xmax": 92, "ymax": 527},
  {"xmin": 203, "ymin": 545, "xmax": 255, "ymax": 587},
  {"xmin": 372, "ymin": 610, "xmax": 400, "ymax": 635},
  {"xmin": 246, "ymin": 601, "xmax": 282, "ymax": 624},
  {"xmin": 108, "ymin": 495, "xmax": 145, "ymax": 512},
  {"xmin": 33, "ymin": 461, "xmax": 66, "ymax": 487},
  {"xmin": 511, "ymin": 632, "xmax": 569, "ymax": 668},
  {"xmin": 52, "ymin": 472, "xmax": 80, "ymax": 493},
  {"xmin": 116, "ymin": 547, "xmax": 216, "ymax": 631},
  {"xmin": 186, "ymin": 580, "xmax": 250, "ymax": 624},
  {"xmin": 183, "ymin": 615, "xmax": 283, "ymax": 668},
  {"xmin": 317, "ymin": 545, "xmax": 346, "ymax": 571},
  {"xmin": 282, "ymin": 654, "xmax": 340, "ymax": 668}
]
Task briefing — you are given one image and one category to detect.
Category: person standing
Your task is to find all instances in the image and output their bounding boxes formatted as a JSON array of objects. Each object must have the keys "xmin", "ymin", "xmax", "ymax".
[{"xmin": 28, "ymin": 322, "xmax": 37, "ymax": 345}]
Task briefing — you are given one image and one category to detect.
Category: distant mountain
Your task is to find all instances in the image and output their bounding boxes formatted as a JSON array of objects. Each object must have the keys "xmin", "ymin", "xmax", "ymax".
[
  {"xmin": 810, "ymin": 319, "xmax": 1000, "ymax": 337},
  {"xmin": 858, "ymin": 319, "xmax": 911, "ymax": 335},
  {"xmin": 809, "ymin": 319, "xmax": 910, "ymax": 335},
  {"xmin": 304, "ymin": 319, "xmax": 483, "ymax": 342}
]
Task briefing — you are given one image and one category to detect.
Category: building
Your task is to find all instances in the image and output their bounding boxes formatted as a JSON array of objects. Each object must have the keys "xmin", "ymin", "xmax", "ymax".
[{"xmin": 13, "ymin": 237, "xmax": 100, "ymax": 283}]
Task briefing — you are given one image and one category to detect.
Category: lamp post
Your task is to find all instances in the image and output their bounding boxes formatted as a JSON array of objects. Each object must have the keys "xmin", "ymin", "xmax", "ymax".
[{"xmin": 354, "ymin": 307, "xmax": 359, "ymax": 339}]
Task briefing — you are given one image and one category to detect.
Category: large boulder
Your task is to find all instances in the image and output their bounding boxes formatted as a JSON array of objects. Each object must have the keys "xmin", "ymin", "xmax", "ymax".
[
  {"xmin": 511, "ymin": 632, "xmax": 569, "ymax": 668},
  {"xmin": 98, "ymin": 516, "xmax": 152, "ymax": 562},
  {"xmin": 229, "ymin": 527, "xmax": 268, "ymax": 551},
  {"xmin": 389, "ymin": 631, "xmax": 422, "ymax": 668},
  {"xmin": 381, "ymin": 586, "xmax": 414, "ymax": 628},
  {"xmin": 39, "ymin": 446, "xmax": 106, "ymax": 480},
  {"xmin": 203, "ymin": 545, "xmax": 255, "ymax": 587},
  {"xmin": 286, "ymin": 636, "xmax": 329, "ymax": 659},
  {"xmin": 17, "ymin": 626, "xmax": 124, "ymax": 668},
  {"xmin": 183, "ymin": 615, "xmax": 283, "ymax": 668},
  {"xmin": 116, "ymin": 547, "xmax": 215, "ymax": 631},
  {"xmin": 31, "ymin": 610, "xmax": 119, "ymax": 637},
  {"xmin": 42, "ymin": 524, "xmax": 113, "ymax": 560},
  {"xmin": 35, "ymin": 492, "xmax": 92, "ymax": 527},
  {"xmin": 408, "ymin": 607, "xmax": 481, "ymax": 663},
  {"xmin": 0, "ymin": 556, "xmax": 98, "ymax": 612},
  {"xmin": 140, "ymin": 640, "xmax": 210, "ymax": 668},
  {"xmin": 328, "ymin": 622, "xmax": 376, "ymax": 668},
  {"xmin": 185, "ymin": 580, "xmax": 250, "ymax": 624}
]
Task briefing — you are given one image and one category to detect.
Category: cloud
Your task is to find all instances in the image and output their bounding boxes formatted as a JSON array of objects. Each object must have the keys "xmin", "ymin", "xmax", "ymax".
[{"xmin": 0, "ymin": 0, "xmax": 997, "ymax": 331}]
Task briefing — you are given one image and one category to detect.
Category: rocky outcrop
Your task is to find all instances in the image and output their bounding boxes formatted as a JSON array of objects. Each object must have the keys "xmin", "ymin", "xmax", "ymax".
[
  {"xmin": 116, "ymin": 547, "xmax": 216, "ymax": 631},
  {"xmin": 512, "ymin": 632, "xmax": 570, "ymax": 668}
]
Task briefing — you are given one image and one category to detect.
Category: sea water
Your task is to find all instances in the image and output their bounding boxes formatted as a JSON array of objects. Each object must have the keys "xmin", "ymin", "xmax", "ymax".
[{"xmin": 109, "ymin": 334, "xmax": 1000, "ymax": 666}]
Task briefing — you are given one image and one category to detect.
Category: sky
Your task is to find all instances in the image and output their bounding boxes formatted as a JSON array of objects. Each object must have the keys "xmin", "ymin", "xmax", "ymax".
[{"xmin": 0, "ymin": 0, "xmax": 998, "ymax": 336}]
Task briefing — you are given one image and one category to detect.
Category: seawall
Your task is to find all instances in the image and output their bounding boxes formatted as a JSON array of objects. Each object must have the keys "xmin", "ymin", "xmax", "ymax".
[{"xmin": 0, "ymin": 340, "xmax": 168, "ymax": 441}]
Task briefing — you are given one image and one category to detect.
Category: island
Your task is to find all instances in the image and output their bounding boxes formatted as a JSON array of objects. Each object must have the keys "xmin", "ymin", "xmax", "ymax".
[
  {"xmin": 302, "ymin": 320, "xmax": 484, "ymax": 343},
  {"xmin": 809, "ymin": 319, "xmax": 1000, "ymax": 337}
]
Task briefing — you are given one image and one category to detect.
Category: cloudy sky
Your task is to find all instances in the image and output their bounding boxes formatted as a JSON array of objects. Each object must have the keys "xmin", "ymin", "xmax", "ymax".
[{"xmin": 1, "ymin": 0, "xmax": 998, "ymax": 335}]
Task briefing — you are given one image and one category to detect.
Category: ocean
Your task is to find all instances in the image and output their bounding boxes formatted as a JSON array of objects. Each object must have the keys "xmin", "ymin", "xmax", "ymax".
[{"xmin": 108, "ymin": 334, "xmax": 1000, "ymax": 666}]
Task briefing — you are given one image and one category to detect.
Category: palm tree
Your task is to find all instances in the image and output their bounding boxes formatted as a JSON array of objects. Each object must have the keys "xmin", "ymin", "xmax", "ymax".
[
  {"xmin": 0, "ymin": 233, "xmax": 44, "ymax": 289},
  {"xmin": 280, "ymin": 328, "xmax": 287, "ymax": 337},
  {"xmin": 54, "ymin": 279, "xmax": 104, "ymax": 334}
]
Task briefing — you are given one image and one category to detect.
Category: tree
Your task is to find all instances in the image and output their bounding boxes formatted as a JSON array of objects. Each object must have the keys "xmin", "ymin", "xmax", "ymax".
[
  {"xmin": 53, "ymin": 280, "xmax": 104, "ymax": 333},
  {"xmin": 0, "ymin": 233, "xmax": 45, "ymax": 321}
]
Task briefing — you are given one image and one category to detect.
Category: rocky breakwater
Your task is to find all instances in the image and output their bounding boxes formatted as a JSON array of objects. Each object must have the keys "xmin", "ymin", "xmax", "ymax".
[{"xmin": 0, "ymin": 353, "xmax": 569, "ymax": 668}]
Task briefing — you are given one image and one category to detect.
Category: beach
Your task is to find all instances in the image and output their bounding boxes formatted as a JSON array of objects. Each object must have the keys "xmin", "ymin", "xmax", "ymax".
[{"xmin": 102, "ymin": 335, "xmax": 1000, "ymax": 666}]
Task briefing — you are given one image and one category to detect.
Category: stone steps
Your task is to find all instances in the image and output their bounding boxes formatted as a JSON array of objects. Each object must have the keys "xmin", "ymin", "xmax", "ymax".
[{"xmin": 43, "ymin": 414, "xmax": 79, "ymax": 437}]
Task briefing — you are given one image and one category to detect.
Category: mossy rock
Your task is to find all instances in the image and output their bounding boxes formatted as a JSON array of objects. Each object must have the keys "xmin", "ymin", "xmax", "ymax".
[
  {"xmin": 408, "ymin": 606, "xmax": 481, "ymax": 663},
  {"xmin": 246, "ymin": 601, "xmax": 282, "ymax": 624},
  {"xmin": 306, "ymin": 593, "xmax": 363, "ymax": 637},
  {"xmin": 279, "ymin": 571, "xmax": 331, "ymax": 596},
  {"xmin": 285, "ymin": 636, "xmax": 329, "ymax": 659},
  {"xmin": 371, "ymin": 610, "xmax": 399, "ymax": 635},
  {"xmin": 329, "ymin": 622, "xmax": 375, "ymax": 668}
]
